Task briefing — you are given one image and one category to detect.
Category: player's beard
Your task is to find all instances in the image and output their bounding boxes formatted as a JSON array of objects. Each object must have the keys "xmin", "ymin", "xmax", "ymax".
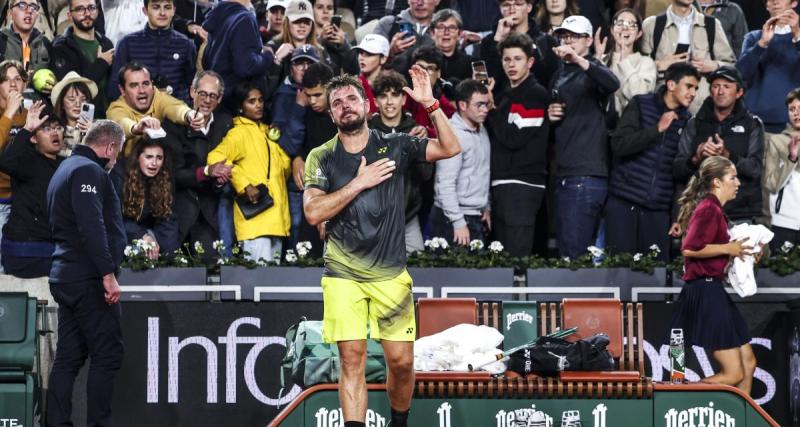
[{"xmin": 335, "ymin": 110, "xmax": 366, "ymax": 134}]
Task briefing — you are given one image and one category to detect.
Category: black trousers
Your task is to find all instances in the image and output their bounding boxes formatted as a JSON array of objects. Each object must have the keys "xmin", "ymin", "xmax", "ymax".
[
  {"xmin": 604, "ymin": 194, "xmax": 670, "ymax": 261},
  {"xmin": 491, "ymin": 184, "xmax": 545, "ymax": 257},
  {"xmin": 47, "ymin": 279, "xmax": 124, "ymax": 427}
]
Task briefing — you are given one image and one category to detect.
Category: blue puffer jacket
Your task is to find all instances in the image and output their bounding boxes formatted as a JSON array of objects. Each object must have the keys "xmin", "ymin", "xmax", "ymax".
[
  {"xmin": 609, "ymin": 89, "xmax": 690, "ymax": 211},
  {"xmin": 109, "ymin": 25, "xmax": 197, "ymax": 103}
]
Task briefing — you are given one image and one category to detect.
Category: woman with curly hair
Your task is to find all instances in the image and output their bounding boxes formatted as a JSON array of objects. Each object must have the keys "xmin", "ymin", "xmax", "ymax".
[
  {"xmin": 670, "ymin": 156, "xmax": 757, "ymax": 394},
  {"xmin": 118, "ymin": 138, "xmax": 180, "ymax": 260}
]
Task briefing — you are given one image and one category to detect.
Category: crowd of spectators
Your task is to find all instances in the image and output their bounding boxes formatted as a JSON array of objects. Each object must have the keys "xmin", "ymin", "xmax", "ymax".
[{"xmin": 0, "ymin": 0, "xmax": 798, "ymax": 277}]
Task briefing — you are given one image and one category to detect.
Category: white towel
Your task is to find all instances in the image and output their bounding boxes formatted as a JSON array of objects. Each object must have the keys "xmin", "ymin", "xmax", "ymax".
[
  {"xmin": 727, "ymin": 224, "xmax": 774, "ymax": 297},
  {"xmin": 414, "ymin": 324, "xmax": 506, "ymax": 374}
]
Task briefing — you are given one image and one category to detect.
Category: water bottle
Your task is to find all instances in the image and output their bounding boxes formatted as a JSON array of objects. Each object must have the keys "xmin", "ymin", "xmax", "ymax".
[{"xmin": 669, "ymin": 328, "xmax": 686, "ymax": 383}]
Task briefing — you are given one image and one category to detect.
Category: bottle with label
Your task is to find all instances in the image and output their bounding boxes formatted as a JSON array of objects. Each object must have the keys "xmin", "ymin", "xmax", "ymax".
[{"xmin": 669, "ymin": 328, "xmax": 685, "ymax": 383}]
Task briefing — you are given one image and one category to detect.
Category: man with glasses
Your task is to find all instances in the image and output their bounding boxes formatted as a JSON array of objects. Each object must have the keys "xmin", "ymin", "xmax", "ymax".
[
  {"xmin": 162, "ymin": 70, "xmax": 233, "ymax": 260},
  {"xmin": 0, "ymin": 101, "xmax": 65, "ymax": 277},
  {"xmin": 0, "ymin": 60, "xmax": 29, "ymax": 273},
  {"xmin": 51, "ymin": 0, "xmax": 115, "ymax": 117},
  {"xmin": 433, "ymin": 79, "xmax": 492, "ymax": 247},
  {"xmin": 642, "ymin": 0, "xmax": 735, "ymax": 114},
  {"xmin": 374, "ymin": 0, "xmax": 439, "ymax": 58},
  {"xmin": 429, "ymin": 8, "xmax": 472, "ymax": 84},
  {"xmin": 486, "ymin": 33, "xmax": 551, "ymax": 257},
  {"xmin": 109, "ymin": 0, "xmax": 197, "ymax": 104},
  {"xmin": 478, "ymin": 0, "xmax": 559, "ymax": 95},
  {"xmin": 0, "ymin": 0, "xmax": 51, "ymax": 71},
  {"xmin": 547, "ymin": 16, "xmax": 620, "ymax": 259}
]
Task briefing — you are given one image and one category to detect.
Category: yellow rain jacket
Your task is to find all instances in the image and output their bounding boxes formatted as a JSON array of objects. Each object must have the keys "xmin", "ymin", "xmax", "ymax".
[{"xmin": 207, "ymin": 117, "xmax": 291, "ymax": 241}]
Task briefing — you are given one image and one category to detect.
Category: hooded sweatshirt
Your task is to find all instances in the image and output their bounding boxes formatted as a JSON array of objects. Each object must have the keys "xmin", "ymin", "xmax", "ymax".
[{"xmin": 202, "ymin": 2, "xmax": 274, "ymax": 96}]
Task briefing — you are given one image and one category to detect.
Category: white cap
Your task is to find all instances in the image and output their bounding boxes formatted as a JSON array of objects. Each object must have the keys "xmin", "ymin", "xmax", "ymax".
[
  {"xmin": 352, "ymin": 34, "xmax": 390, "ymax": 57},
  {"xmin": 266, "ymin": 0, "xmax": 288, "ymax": 10},
  {"xmin": 286, "ymin": 0, "xmax": 313, "ymax": 22},
  {"xmin": 553, "ymin": 15, "xmax": 593, "ymax": 37}
]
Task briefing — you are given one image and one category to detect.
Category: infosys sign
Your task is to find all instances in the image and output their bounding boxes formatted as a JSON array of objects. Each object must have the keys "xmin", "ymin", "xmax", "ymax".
[{"xmin": 284, "ymin": 391, "xmax": 762, "ymax": 427}]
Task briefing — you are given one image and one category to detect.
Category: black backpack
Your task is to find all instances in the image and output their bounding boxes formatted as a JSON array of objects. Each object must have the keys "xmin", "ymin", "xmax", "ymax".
[
  {"xmin": 651, "ymin": 13, "xmax": 717, "ymax": 61},
  {"xmin": 506, "ymin": 333, "xmax": 614, "ymax": 376}
]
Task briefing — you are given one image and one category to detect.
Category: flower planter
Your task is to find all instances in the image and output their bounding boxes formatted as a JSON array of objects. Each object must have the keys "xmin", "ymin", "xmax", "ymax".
[
  {"xmin": 525, "ymin": 267, "xmax": 667, "ymax": 302},
  {"xmin": 118, "ymin": 267, "xmax": 208, "ymax": 302},
  {"xmin": 219, "ymin": 266, "xmax": 324, "ymax": 301},
  {"xmin": 407, "ymin": 267, "xmax": 515, "ymax": 300}
]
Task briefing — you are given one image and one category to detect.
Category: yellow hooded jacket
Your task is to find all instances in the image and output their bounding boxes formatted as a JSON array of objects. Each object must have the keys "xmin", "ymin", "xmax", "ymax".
[{"xmin": 207, "ymin": 117, "xmax": 291, "ymax": 241}]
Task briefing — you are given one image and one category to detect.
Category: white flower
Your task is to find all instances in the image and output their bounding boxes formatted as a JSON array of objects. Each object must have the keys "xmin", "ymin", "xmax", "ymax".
[
  {"xmin": 217, "ymin": 258, "xmax": 226, "ymax": 265},
  {"xmin": 633, "ymin": 253, "xmax": 643, "ymax": 262},
  {"xmin": 212, "ymin": 240, "xmax": 225, "ymax": 251},
  {"xmin": 649, "ymin": 244, "xmax": 661, "ymax": 253},
  {"xmin": 469, "ymin": 239, "xmax": 484, "ymax": 251},
  {"xmin": 434, "ymin": 237, "xmax": 449, "ymax": 250},
  {"xmin": 180, "ymin": 257, "xmax": 188, "ymax": 264},
  {"xmin": 285, "ymin": 251, "xmax": 298, "ymax": 263},
  {"xmin": 124, "ymin": 246, "xmax": 134, "ymax": 257},
  {"xmin": 424, "ymin": 239, "xmax": 433, "ymax": 249},
  {"xmin": 297, "ymin": 241, "xmax": 312, "ymax": 251},
  {"xmin": 427, "ymin": 238, "xmax": 441, "ymax": 249},
  {"xmin": 782, "ymin": 241, "xmax": 795, "ymax": 254},
  {"xmin": 587, "ymin": 245, "xmax": 604, "ymax": 258},
  {"xmin": 489, "ymin": 241, "xmax": 504, "ymax": 253},
  {"xmin": 194, "ymin": 241, "xmax": 204, "ymax": 253},
  {"xmin": 562, "ymin": 257, "xmax": 571, "ymax": 262}
]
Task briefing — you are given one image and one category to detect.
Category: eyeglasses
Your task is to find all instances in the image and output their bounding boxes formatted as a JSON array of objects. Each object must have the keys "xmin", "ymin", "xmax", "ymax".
[
  {"xmin": 500, "ymin": 0, "xmax": 527, "ymax": 10},
  {"xmin": 11, "ymin": 2, "xmax": 40, "ymax": 12},
  {"xmin": 417, "ymin": 64, "xmax": 439, "ymax": 73},
  {"xmin": 196, "ymin": 90, "xmax": 220, "ymax": 101},
  {"xmin": 557, "ymin": 33, "xmax": 589, "ymax": 42},
  {"xmin": 63, "ymin": 96, "xmax": 87, "ymax": 104},
  {"xmin": 41, "ymin": 125, "xmax": 65, "ymax": 134},
  {"xmin": 70, "ymin": 4, "xmax": 98, "ymax": 14},
  {"xmin": 613, "ymin": 20, "xmax": 638, "ymax": 30},
  {"xmin": 434, "ymin": 24, "xmax": 459, "ymax": 33}
]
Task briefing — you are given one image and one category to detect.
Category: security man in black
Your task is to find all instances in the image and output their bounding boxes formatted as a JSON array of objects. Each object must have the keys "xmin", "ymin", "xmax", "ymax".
[{"xmin": 46, "ymin": 120, "xmax": 126, "ymax": 427}]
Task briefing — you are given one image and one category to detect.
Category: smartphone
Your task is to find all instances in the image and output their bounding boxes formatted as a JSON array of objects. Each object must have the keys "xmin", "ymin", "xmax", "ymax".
[
  {"xmin": 551, "ymin": 89, "xmax": 562, "ymax": 103},
  {"xmin": 675, "ymin": 43, "xmax": 690, "ymax": 55},
  {"xmin": 399, "ymin": 22, "xmax": 414, "ymax": 38},
  {"xmin": 471, "ymin": 60, "xmax": 489, "ymax": 84},
  {"xmin": 79, "ymin": 103, "xmax": 95, "ymax": 123},
  {"xmin": 331, "ymin": 15, "xmax": 342, "ymax": 28}
]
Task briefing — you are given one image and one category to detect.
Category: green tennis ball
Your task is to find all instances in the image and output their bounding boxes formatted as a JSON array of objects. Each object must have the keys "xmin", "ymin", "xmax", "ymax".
[
  {"xmin": 32, "ymin": 68, "xmax": 56, "ymax": 92},
  {"xmin": 267, "ymin": 126, "xmax": 281, "ymax": 141}
]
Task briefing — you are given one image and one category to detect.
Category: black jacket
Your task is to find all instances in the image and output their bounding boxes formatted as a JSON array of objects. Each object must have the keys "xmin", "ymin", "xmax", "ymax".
[
  {"xmin": 162, "ymin": 113, "xmax": 233, "ymax": 240},
  {"xmin": 0, "ymin": 129, "xmax": 63, "ymax": 241},
  {"xmin": 47, "ymin": 145, "xmax": 126, "ymax": 283},
  {"xmin": 486, "ymin": 74, "xmax": 550, "ymax": 185},
  {"xmin": 674, "ymin": 97, "xmax": 765, "ymax": 220},
  {"xmin": 50, "ymin": 28, "xmax": 114, "ymax": 113},
  {"xmin": 550, "ymin": 56, "xmax": 620, "ymax": 178}
]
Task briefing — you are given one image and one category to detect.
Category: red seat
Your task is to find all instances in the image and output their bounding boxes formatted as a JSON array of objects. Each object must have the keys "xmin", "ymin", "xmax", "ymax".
[{"xmin": 416, "ymin": 298, "xmax": 477, "ymax": 338}]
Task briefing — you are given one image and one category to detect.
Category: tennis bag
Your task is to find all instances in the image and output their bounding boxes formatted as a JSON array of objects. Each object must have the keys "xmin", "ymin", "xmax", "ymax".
[
  {"xmin": 280, "ymin": 319, "xmax": 387, "ymax": 388},
  {"xmin": 506, "ymin": 333, "xmax": 614, "ymax": 376}
]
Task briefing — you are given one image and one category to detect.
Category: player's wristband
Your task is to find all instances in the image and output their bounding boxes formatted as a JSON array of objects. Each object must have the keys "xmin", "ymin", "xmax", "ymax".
[
  {"xmin": 203, "ymin": 165, "xmax": 210, "ymax": 176},
  {"xmin": 424, "ymin": 100, "xmax": 440, "ymax": 115}
]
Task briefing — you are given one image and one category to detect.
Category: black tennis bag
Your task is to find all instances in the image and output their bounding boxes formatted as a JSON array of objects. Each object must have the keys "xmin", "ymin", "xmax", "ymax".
[{"xmin": 506, "ymin": 333, "xmax": 614, "ymax": 376}]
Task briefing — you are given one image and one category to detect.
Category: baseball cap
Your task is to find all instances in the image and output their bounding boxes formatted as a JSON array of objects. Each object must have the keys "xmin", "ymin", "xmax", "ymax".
[
  {"xmin": 352, "ymin": 34, "xmax": 390, "ymax": 57},
  {"xmin": 553, "ymin": 15, "xmax": 593, "ymax": 37},
  {"xmin": 266, "ymin": 0, "xmax": 287, "ymax": 10},
  {"xmin": 286, "ymin": 0, "xmax": 313, "ymax": 22},
  {"xmin": 291, "ymin": 44, "xmax": 321, "ymax": 63},
  {"xmin": 708, "ymin": 66, "xmax": 744, "ymax": 88}
]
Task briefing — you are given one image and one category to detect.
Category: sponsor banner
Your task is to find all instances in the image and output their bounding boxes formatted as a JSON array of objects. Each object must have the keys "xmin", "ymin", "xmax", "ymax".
[
  {"xmin": 110, "ymin": 301, "xmax": 789, "ymax": 426},
  {"xmin": 654, "ymin": 392, "xmax": 744, "ymax": 427},
  {"xmin": 295, "ymin": 392, "xmax": 649, "ymax": 426}
]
